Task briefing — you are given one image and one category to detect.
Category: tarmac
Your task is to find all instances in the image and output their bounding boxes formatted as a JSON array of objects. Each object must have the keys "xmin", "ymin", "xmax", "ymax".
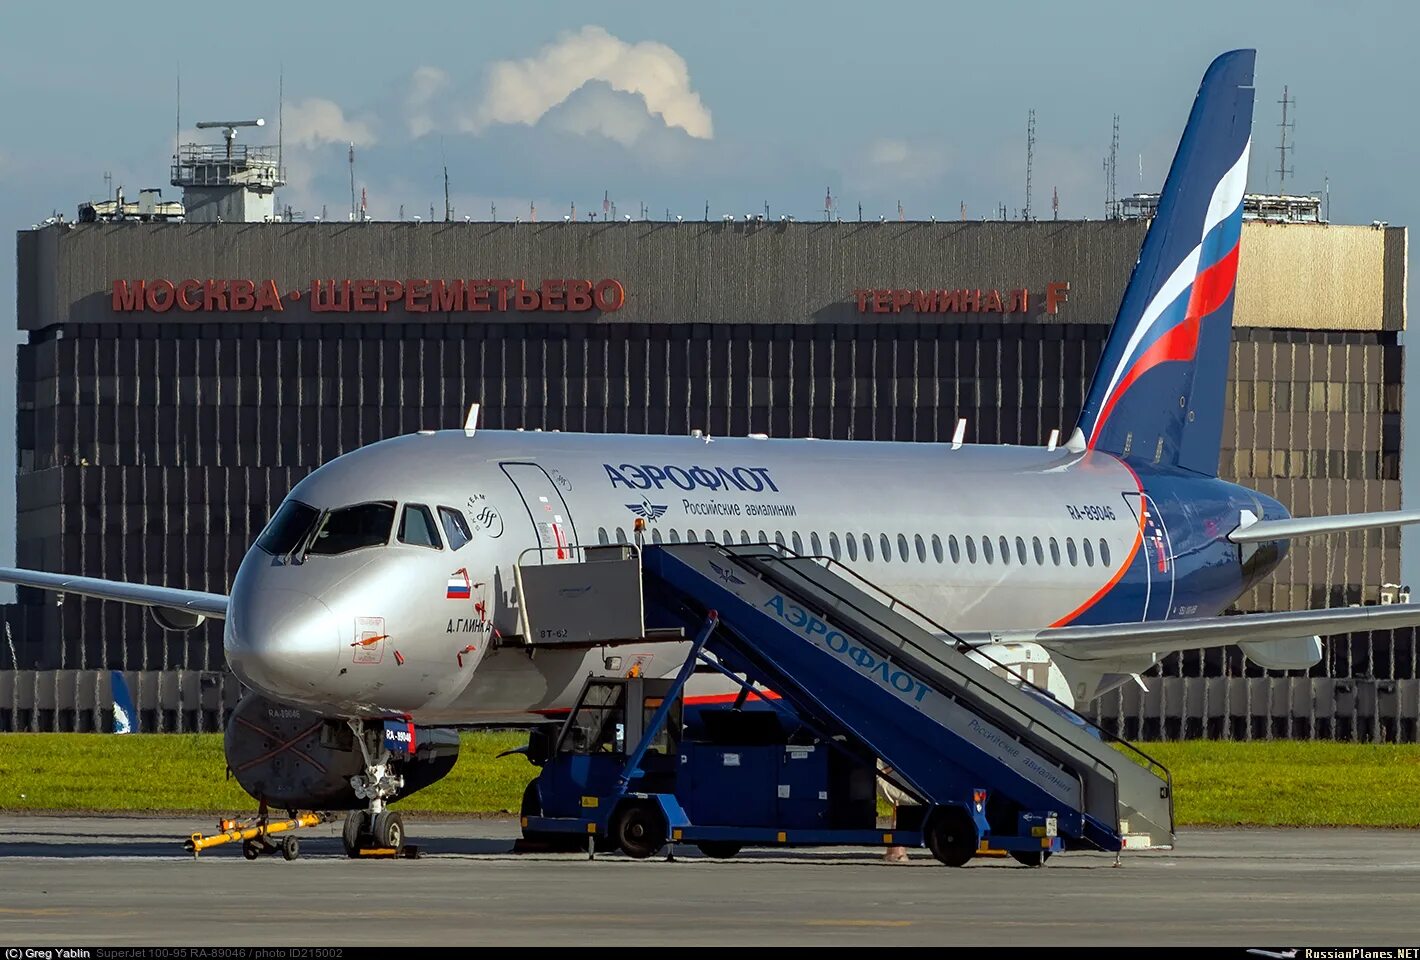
[{"xmin": 2, "ymin": 817, "xmax": 1418, "ymax": 947}]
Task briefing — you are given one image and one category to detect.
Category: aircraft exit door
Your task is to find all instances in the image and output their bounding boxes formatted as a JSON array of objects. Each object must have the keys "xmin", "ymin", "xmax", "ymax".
[{"xmin": 501, "ymin": 462, "xmax": 580, "ymax": 564}]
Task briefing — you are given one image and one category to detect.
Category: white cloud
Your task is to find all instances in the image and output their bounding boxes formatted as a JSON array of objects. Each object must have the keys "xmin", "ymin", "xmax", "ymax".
[
  {"xmin": 861, "ymin": 138, "xmax": 950, "ymax": 185},
  {"xmin": 406, "ymin": 66, "xmax": 450, "ymax": 138},
  {"xmin": 282, "ymin": 97, "xmax": 377, "ymax": 149},
  {"xmin": 460, "ymin": 25, "xmax": 713, "ymax": 140}
]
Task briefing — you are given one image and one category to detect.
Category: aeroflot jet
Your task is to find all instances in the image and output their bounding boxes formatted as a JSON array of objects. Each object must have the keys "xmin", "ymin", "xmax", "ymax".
[{"xmin": 6, "ymin": 50, "xmax": 1420, "ymax": 835}]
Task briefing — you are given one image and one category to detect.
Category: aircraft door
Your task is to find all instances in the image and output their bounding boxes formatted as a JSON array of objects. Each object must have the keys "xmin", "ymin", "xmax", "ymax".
[
  {"xmin": 500, "ymin": 462, "xmax": 579, "ymax": 564},
  {"xmin": 1121, "ymin": 491, "xmax": 1176, "ymax": 621}
]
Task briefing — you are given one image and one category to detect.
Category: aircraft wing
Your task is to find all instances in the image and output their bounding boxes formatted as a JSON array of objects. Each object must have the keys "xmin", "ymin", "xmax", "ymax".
[
  {"xmin": 1230, "ymin": 508, "xmax": 1420, "ymax": 543},
  {"xmin": 0, "ymin": 566, "xmax": 228, "ymax": 620},
  {"xmin": 979, "ymin": 602, "xmax": 1420, "ymax": 660}
]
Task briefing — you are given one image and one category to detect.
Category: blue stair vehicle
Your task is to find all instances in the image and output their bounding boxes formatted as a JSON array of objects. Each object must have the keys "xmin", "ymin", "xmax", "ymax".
[{"xmin": 519, "ymin": 543, "xmax": 1173, "ymax": 866}]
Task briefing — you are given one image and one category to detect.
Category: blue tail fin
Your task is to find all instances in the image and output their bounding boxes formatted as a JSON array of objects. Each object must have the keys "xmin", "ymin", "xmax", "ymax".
[
  {"xmin": 1075, "ymin": 50, "xmax": 1255, "ymax": 476},
  {"xmin": 111, "ymin": 670, "xmax": 137, "ymax": 733}
]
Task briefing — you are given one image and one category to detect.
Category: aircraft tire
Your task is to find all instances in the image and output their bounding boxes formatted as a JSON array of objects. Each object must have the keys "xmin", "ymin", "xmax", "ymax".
[
  {"xmin": 373, "ymin": 811, "xmax": 404, "ymax": 850},
  {"xmin": 342, "ymin": 811, "xmax": 367, "ymax": 857}
]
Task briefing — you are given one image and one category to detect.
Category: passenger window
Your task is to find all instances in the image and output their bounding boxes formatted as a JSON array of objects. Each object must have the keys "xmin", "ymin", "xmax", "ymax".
[
  {"xmin": 998, "ymin": 536, "xmax": 1010, "ymax": 565},
  {"xmin": 616, "ymin": 526, "xmax": 627, "ymax": 544},
  {"xmin": 1099, "ymin": 538, "xmax": 1112, "ymax": 567},
  {"xmin": 880, "ymin": 533, "xmax": 892, "ymax": 563},
  {"xmin": 597, "ymin": 527, "xmax": 609, "ymax": 545},
  {"xmin": 438, "ymin": 506, "xmax": 473, "ymax": 551},
  {"xmin": 965, "ymin": 537, "xmax": 977, "ymax": 564},
  {"xmin": 669, "ymin": 529, "xmax": 681, "ymax": 543},
  {"xmin": 1049, "ymin": 538, "xmax": 1061, "ymax": 565},
  {"xmin": 981, "ymin": 536, "xmax": 994, "ymax": 564},
  {"xmin": 949, "ymin": 535, "xmax": 961, "ymax": 563},
  {"xmin": 846, "ymin": 533, "xmax": 858, "ymax": 561},
  {"xmin": 810, "ymin": 532, "xmax": 822, "ymax": 555},
  {"xmin": 898, "ymin": 534, "xmax": 910, "ymax": 562},
  {"xmin": 757, "ymin": 530, "xmax": 768, "ymax": 544},
  {"xmin": 308, "ymin": 501, "xmax": 397, "ymax": 556},
  {"xmin": 1033, "ymin": 537, "xmax": 1045, "ymax": 565},
  {"xmin": 1015, "ymin": 536, "xmax": 1027, "ymax": 565},
  {"xmin": 792, "ymin": 531, "xmax": 804, "ymax": 554},
  {"xmin": 740, "ymin": 530, "xmax": 751, "ymax": 544},
  {"xmin": 649, "ymin": 528, "xmax": 662, "ymax": 544},
  {"xmin": 722, "ymin": 530, "xmax": 732, "ymax": 544},
  {"xmin": 397, "ymin": 503, "xmax": 442, "ymax": 549},
  {"xmin": 1083, "ymin": 538, "xmax": 1094, "ymax": 566},
  {"xmin": 863, "ymin": 534, "xmax": 875, "ymax": 561},
  {"xmin": 931, "ymin": 534, "xmax": 943, "ymax": 563},
  {"xmin": 1066, "ymin": 538, "xmax": 1078, "ymax": 566},
  {"xmin": 829, "ymin": 532, "xmax": 842, "ymax": 560}
]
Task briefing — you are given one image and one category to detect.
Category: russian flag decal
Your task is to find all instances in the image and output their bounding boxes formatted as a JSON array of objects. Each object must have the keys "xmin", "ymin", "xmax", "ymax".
[{"xmin": 447, "ymin": 567, "xmax": 472, "ymax": 599}]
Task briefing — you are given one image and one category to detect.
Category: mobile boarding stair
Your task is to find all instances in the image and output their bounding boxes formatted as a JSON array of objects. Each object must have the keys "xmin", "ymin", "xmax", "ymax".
[{"xmin": 514, "ymin": 542, "xmax": 1173, "ymax": 864}]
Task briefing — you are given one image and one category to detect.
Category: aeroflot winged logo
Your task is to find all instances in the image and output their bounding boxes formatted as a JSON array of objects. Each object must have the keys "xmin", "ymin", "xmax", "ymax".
[
  {"xmin": 626, "ymin": 498, "xmax": 668, "ymax": 522},
  {"xmin": 708, "ymin": 560, "xmax": 746, "ymax": 586}
]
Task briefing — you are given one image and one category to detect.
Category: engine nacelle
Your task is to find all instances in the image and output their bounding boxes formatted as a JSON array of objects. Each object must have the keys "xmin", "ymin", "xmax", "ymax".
[
  {"xmin": 1239, "ymin": 636, "xmax": 1325, "ymax": 671},
  {"xmin": 150, "ymin": 606, "xmax": 206, "ymax": 631},
  {"xmin": 224, "ymin": 693, "xmax": 460, "ymax": 810}
]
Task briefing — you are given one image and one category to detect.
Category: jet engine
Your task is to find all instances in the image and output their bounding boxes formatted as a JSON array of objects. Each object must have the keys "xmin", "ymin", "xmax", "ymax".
[
  {"xmin": 224, "ymin": 692, "xmax": 460, "ymax": 810},
  {"xmin": 150, "ymin": 607, "xmax": 206, "ymax": 631}
]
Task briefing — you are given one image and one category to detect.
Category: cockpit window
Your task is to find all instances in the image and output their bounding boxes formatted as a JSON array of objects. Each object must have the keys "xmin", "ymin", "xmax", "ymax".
[
  {"xmin": 256, "ymin": 501, "xmax": 320, "ymax": 556},
  {"xmin": 439, "ymin": 506, "xmax": 473, "ymax": 551},
  {"xmin": 306, "ymin": 501, "xmax": 396, "ymax": 556},
  {"xmin": 398, "ymin": 504, "xmax": 443, "ymax": 549}
]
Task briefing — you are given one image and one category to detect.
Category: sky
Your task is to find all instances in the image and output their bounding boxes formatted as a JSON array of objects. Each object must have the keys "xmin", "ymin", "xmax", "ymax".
[{"xmin": 0, "ymin": 0, "xmax": 1414, "ymax": 590}]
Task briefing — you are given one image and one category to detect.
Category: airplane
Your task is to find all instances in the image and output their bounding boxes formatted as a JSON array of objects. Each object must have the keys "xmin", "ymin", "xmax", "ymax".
[{"xmin": 6, "ymin": 49, "xmax": 1420, "ymax": 854}]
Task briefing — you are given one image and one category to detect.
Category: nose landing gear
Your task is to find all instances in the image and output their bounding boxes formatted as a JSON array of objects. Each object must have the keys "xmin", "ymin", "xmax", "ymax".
[{"xmin": 343, "ymin": 719, "xmax": 413, "ymax": 858}]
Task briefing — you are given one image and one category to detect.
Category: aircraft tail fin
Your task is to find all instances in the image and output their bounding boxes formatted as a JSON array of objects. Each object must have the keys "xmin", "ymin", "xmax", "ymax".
[
  {"xmin": 111, "ymin": 670, "xmax": 137, "ymax": 734},
  {"xmin": 1075, "ymin": 50, "xmax": 1256, "ymax": 476}
]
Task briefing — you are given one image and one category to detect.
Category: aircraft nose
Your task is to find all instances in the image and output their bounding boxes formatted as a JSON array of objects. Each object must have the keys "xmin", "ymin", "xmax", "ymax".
[{"xmin": 225, "ymin": 588, "xmax": 340, "ymax": 701}]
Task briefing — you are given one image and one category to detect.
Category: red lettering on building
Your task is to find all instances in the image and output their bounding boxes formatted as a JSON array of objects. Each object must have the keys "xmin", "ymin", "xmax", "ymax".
[
  {"xmin": 113, "ymin": 278, "xmax": 627, "ymax": 314},
  {"xmin": 852, "ymin": 283, "xmax": 1068, "ymax": 316}
]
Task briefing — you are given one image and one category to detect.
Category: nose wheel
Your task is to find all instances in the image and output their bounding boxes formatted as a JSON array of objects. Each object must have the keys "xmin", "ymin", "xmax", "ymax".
[{"xmin": 344, "ymin": 719, "xmax": 410, "ymax": 858}]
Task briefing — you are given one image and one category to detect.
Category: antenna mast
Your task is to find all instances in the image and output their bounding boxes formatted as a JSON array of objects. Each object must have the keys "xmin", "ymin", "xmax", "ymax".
[
  {"xmin": 1277, "ymin": 85, "xmax": 1295, "ymax": 185},
  {"xmin": 1025, "ymin": 108, "xmax": 1035, "ymax": 221},
  {"xmin": 1105, "ymin": 113, "xmax": 1120, "ymax": 219},
  {"xmin": 277, "ymin": 67, "xmax": 284, "ymax": 186},
  {"xmin": 348, "ymin": 143, "xmax": 356, "ymax": 221}
]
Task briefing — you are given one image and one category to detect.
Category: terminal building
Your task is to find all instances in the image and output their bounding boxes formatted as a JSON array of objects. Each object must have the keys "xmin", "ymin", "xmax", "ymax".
[{"xmin": 2, "ymin": 132, "xmax": 1412, "ymax": 738}]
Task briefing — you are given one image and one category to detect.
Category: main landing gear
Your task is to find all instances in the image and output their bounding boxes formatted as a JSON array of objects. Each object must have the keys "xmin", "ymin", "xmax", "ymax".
[{"xmin": 342, "ymin": 719, "xmax": 411, "ymax": 858}]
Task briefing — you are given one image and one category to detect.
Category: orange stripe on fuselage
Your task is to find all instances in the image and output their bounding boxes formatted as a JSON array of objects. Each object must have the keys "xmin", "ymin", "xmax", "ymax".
[{"xmin": 1049, "ymin": 455, "xmax": 1146, "ymax": 627}]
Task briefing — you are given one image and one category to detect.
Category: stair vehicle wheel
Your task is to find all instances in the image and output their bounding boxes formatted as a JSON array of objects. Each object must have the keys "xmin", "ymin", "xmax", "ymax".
[
  {"xmin": 1010, "ymin": 849, "xmax": 1052, "ymax": 867},
  {"xmin": 925, "ymin": 807, "xmax": 978, "ymax": 868},
  {"xmin": 696, "ymin": 841, "xmax": 742, "ymax": 859},
  {"xmin": 373, "ymin": 811, "xmax": 404, "ymax": 850},
  {"xmin": 241, "ymin": 838, "xmax": 261, "ymax": 861},
  {"xmin": 281, "ymin": 837, "xmax": 300, "ymax": 861},
  {"xmin": 613, "ymin": 801, "xmax": 667, "ymax": 860},
  {"xmin": 342, "ymin": 811, "xmax": 368, "ymax": 857}
]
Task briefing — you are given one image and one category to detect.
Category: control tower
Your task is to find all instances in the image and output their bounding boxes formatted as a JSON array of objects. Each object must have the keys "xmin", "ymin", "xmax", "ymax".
[{"xmin": 170, "ymin": 118, "xmax": 285, "ymax": 223}]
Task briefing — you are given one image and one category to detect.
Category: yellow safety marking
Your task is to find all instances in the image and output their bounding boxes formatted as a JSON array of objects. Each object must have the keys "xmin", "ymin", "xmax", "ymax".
[
  {"xmin": 672, "ymin": 829, "xmax": 683, "ymax": 840},
  {"xmin": 1031, "ymin": 825, "xmax": 1046, "ymax": 837},
  {"xmin": 1041, "ymin": 837, "xmax": 1052, "ymax": 848},
  {"xmin": 978, "ymin": 840, "xmax": 991, "ymax": 852},
  {"xmin": 581, "ymin": 796, "xmax": 599, "ymax": 808},
  {"xmin": 777, "ymin": 831, "xmax": 787, "ymax": 843},
  {"xmin": 520, "ymin": 817, "xmax": 528, "ymax": 828},
  {"xmin": 882, "ymin": 833, "xmax": 893, "ymax": 844},
  {"xmin": 586, "ymin": 823, "xmax": 597, "ymax": 834}
]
